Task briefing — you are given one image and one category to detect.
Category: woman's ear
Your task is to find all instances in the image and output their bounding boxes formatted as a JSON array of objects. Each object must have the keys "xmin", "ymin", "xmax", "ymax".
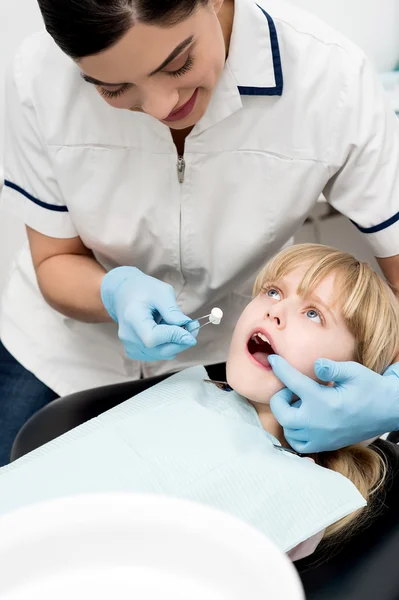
[{"xmin": 212, "ymin": 0, "xmax": 225, "ymax": 14}]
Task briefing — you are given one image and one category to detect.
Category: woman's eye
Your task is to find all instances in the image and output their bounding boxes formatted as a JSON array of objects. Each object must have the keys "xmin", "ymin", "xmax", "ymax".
[
  {"xmin": 306, "ymin": 309, "xmax": 322, "ymax": 324},
  {"xmin": 266, "ymin": 288, "xmax": 281, "ymax": 300},
  {"xmin": 100, "ymin": 84, "xmax": 130, "ymax": 99},
  {"xmin": 167, "ymin": 55, "xmax": 194, "ymax": 78}
]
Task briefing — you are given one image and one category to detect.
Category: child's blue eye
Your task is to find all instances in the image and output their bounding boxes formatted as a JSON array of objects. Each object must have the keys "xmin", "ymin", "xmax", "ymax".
[
  {"xmin": 306, "ymin": 309, "xmax": 321, "ymax": 324},
  {"xmin": 266, "ymin": 288, "xmax": 281, "ymax": 300}
]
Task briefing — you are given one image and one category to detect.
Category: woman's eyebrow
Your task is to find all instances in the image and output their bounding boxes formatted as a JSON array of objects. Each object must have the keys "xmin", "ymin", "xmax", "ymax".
[
  {"xmin": 81, "ymin": 73, "xmax": 126, "ymax": 86},
  {"xmin": 148, "ymin": 35, "xmax": 194, "ymax": 76},
  {"xmin": 80, "ymin": 35, "xmax": 195, "ymax": 87}
]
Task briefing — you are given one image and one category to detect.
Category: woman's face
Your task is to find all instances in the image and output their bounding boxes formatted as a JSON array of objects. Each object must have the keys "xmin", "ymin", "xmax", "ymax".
[
  {"xmin": 78, "ymin": 0, "xmax": 230, "ymax": 129},
  {"xmin": 226, "ymin": 266, "xmax": 357, "ymax": 404}
]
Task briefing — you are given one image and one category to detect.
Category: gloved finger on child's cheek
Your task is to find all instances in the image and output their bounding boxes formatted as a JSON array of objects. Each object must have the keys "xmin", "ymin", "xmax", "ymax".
[
  {"xmin": 383, "ymin": 363, "xmax": 399, "ymax": 378},
  {"xmin": 152, "ymin": 324, "xmax": 197, "ymax": 347},
  {"xmin": 314, "ymin": 358, "xmax": 356, "ymax": 383},
  {"xmin": 268, "ymin": 355, "xmax": 317, "ymax": 396}
]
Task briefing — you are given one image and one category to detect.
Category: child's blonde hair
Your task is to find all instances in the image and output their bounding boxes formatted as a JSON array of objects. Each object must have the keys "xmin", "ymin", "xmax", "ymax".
[{"xmin": 254, "ymin": 243, "xmax": 399, "ymax": 540}]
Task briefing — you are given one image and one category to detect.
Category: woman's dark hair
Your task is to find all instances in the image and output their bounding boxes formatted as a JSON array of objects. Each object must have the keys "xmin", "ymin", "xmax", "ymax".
[{"xmin": 37, "ymin": 0, "xmax": 208, "ymax": 59}]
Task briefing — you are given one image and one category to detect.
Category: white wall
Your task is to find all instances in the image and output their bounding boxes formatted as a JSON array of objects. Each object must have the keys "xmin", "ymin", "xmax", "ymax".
[
  {"xmin": 0, "ymin": 1, "xmax": 44, "ymax": 294},
  {"xmin": 0, "ymin": 1, "xmax": 43, "ymax": 163},
  {"xmin": 293, "ymin": 0, "xmax": 399, "ymax": 71}
]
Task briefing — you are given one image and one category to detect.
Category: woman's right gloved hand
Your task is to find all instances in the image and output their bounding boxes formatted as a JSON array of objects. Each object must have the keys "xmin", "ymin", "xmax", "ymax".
[{"xmin": 101, "ymin": 267, "xmax": 198, "ymax": 361}]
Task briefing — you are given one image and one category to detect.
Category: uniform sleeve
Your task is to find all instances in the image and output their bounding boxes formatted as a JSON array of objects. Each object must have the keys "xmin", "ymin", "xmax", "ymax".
[
  {"xmin": 1, "ymin": 47, "xmax": 78, "ymax": 238},
  {"xmin": 323, "ymin": 52, "xmax": 399, "ymax": 258}
]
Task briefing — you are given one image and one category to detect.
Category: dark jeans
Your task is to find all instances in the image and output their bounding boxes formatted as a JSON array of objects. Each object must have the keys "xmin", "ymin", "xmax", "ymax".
[{"xmin": 0, "ymin": 341, "xmax": 59, "ymax": 467}]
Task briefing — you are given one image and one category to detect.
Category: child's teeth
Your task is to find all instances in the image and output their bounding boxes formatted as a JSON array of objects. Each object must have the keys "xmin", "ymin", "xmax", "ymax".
[{"xmin": 257, "ymin": 333, "xmax": 270, "ymax": 344}]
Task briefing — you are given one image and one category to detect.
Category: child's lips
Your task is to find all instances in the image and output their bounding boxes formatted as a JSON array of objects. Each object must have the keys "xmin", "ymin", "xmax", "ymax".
[
  {"xmin": 246, "ymin": 330, "xmax": 277, "ymax": 370},
  {"xmin": 248, "ymin": 350, "xmax": 273, "ymax": 369},
  {"xmin": 247, "ymin": 328, "xmax": 278, "ymax": 353}
]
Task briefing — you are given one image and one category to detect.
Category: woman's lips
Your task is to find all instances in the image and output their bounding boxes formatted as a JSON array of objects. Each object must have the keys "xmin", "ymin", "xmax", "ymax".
[{"xmin": 163, "ymin": 89, "xmax": 199, "ymax": 123}]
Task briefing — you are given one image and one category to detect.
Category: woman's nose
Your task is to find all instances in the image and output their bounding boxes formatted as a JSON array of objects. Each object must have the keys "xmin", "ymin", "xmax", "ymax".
[{"xmin": 141, "ymin": 88, "xmax": 179, "ymax": 121}]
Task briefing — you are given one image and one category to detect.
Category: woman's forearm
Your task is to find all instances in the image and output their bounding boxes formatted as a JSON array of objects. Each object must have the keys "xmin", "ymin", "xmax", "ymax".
[{"xmin": 36, "ymin": 253, "xmax": 113, "ymax": 323}]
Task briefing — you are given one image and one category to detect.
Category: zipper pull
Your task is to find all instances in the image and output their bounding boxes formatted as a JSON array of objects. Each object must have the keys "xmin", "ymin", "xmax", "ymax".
[{"xmin": 177, "ymin": 156, "xmax": 185, "ymax": 184}]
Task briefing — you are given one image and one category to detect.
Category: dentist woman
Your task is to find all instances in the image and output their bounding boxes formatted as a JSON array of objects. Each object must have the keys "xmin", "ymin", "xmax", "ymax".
[{"xmin": 1, "ymin": 0, "xmax": 399, "ymax": 464}]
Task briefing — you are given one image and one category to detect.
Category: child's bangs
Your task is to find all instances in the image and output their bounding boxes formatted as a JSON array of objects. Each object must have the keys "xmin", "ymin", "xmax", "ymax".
[
  {"xmin": 253, "ymin": 242, "xmax": 399, "ymax": 374},
  {"xmin": 296, "ymin": 257, "xmax": 360, "ymax": 312},
  {"xmin": 253, "ymin": 244, "xmax": 362, "ymax": 312}
]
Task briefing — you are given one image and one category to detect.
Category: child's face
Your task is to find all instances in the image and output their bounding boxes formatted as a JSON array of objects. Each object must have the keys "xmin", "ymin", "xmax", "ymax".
[{"xmin": 226, "ymin": 266, "xmax": 356, "ymax": 404}]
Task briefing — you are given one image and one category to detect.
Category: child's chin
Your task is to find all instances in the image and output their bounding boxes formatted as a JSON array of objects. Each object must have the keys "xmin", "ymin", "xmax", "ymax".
[
  {"xmin": 231, "ymin": 381, "xmax": 274, "ymax": 404},
  {"xmin": 248, "ymin": 396, "xmax": 271, "ymax": 406},
  {"xmin": 244, "ymin": 381, "xmax": 284, "ymax": 405},
  {"xmin": 226, "ymin": 365, "xmax": 281, "ymax": 401}
]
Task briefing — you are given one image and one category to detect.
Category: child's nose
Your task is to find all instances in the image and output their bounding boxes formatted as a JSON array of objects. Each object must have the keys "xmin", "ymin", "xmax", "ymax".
[{"xmin": 265, "ymin": 304, "xmax": 285, "ymax": 328}]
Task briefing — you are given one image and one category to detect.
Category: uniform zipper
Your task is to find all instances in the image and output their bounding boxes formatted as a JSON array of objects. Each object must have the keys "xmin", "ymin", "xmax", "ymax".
[
  {"xmin": 177, "ymin": 155, "xmax": 185, "ymax": 184},
  {"xmin": 176, "ymin": 154, "xmax": 185, "ymax": 287}
]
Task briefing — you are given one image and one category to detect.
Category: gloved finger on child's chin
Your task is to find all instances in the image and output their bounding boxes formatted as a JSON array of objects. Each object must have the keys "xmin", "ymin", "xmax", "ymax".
[
  {"xmin": 283, "ymin": 428, "xmax": 311, "ymax": 444},
  {"xmin": 291, "ymin": 441, "xmax": 313, "ymax": 454},
  {"xmin": 269, "ymin": 390, "xmax": 300, "ymax": 429},
  {"xmin": 284, "ymin": 435, "xmax": 313, "ymax": 454}
]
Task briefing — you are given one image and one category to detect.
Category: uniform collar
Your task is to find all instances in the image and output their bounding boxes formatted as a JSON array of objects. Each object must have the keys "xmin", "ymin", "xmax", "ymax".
[
  {"xmin": 228, "ymin": 0, "xmax": 283, "ymax": 95},
  {"xmin": 194, "ymin": 0, "xmax": 283, "ymax": 134}
]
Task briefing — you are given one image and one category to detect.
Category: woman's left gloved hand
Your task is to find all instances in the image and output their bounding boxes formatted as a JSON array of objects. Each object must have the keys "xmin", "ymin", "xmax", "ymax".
[{"xmin": 267, "ymin": 355, "xmax": 399, "ymax": 453}]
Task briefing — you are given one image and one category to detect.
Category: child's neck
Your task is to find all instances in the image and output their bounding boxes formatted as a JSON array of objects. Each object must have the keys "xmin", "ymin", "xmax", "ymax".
[{"xmin": 249, "ymin": 400, "xmax": 286, "ymax": 446}]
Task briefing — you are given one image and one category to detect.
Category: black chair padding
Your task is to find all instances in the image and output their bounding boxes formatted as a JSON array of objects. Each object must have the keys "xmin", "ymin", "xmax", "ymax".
[
  {"xmin": 10, "ymin": 364, "xmax": 399, "ymax": 600},
  {"xmin": 295, "ymin": 438, "xmax": 399, "ymax": 600},
  {"xmin": 387, "ymin": 430, "xmax": 399, "ymax": 444}
]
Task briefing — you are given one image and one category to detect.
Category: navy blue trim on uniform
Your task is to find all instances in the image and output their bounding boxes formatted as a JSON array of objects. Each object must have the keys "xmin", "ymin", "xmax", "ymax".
[
  {"xmin": 238, "ymin": 5, "xmax": 283, "ymax": 96},
  {"xmin": 4, "ymin": 180, "xmax": 69, "ymax": 212},
  {"xmin": 351, "ymin": 211, "xmax": 399, "ymax": 234}
]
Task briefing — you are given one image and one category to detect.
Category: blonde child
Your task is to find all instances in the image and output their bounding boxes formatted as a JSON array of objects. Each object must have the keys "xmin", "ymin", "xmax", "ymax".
[{"xmin": 226, "ymin": 243, "xmax": 399, "ymax": 546}]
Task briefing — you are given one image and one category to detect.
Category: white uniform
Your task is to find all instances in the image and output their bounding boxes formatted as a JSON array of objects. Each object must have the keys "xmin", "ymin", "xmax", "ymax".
[{"xmin": 1, "ymin": 0, "xmax": 399, "ymax": 396}]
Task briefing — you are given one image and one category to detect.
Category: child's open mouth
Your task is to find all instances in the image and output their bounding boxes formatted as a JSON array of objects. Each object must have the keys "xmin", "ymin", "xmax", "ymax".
[{"xmin": 247, "ymin": 331, "xmax": 276, "ymax": 368}]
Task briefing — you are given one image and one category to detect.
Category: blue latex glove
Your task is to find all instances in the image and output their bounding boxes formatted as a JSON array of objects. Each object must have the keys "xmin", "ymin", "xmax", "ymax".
[
  {"xmin": 101, "ymin": 267, "xmax": 199, "ymax": 361},
  {"xmin": 268, "ymin": 355, "xmax": 399, "ymax": 453}
]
